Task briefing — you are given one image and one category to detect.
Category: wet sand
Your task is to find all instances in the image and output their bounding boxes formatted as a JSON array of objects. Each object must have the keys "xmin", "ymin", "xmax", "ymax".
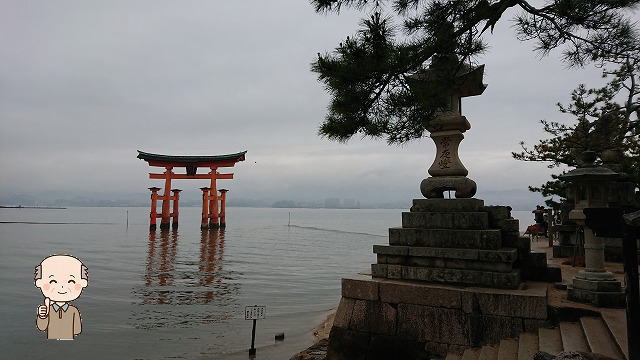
[{"xmin": 312, "ymin": 309, "xmax": 335, "ymax": 343}]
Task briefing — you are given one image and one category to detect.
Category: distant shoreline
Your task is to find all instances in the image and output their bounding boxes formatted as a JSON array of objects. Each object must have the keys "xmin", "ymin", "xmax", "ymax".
[
  {"xmin": 0, "ymin": 204, "xmax": 538, "ymax": 211},
  {"xmin": 0, "ymin": 205, "xmax": 66, "ymax": 209}
]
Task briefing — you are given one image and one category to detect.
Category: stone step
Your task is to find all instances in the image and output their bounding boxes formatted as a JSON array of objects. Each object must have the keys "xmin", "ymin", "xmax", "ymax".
[
  {"xmin": 538, "ymin": 327, "xmax": 563, "ymax": 355},
  {"xmin": 411, "ymin": 198, "xmax": 485, "ymax": 212},
  {"xmin": 376, "ymin": 255, "xmax": 514, "ymax": 273},
  {"xmin": 374, "ymin": 245, "xmax": 517, "ymax": 263},
  {"xmin": 443, "ymin": 314, "xmax": 628, "ymax": 360},
  {"xmin": 497, "ymin": 338, "xmax": 518, "ymax": 360},
  {"xmin": 559, "ymin": 321, "xmax": 589, "ymax": 353},
  {"xmin": 478, "ymin": 345, "xmax": 498, "ymax": 360},
  {"xmin": 517, "ymin": 332, "xmax": 538, "ymax": 360},
  {"xmin": 398, "ymin": 265, "xmax": 521, "ymax": 289},
  {"xmin": 402, "ymin": 212, "xmax": 489, "ymax": 230},
  {"xmin": 461, "ymin": 347, "xmax": 481, "ymax": 360},
  {"xmin": 601, "ymin": 311, "xmax": 628, "ymax": 360},
  {"xmin": 374, "ymin": 245, "xmax": 518, "ymax": 273},
  {"xmin": 580, "ymin": 316, "xmax": 625, "ymax": 359},
  {"xmin": 389, "ymin": 228, "xmax": 502, "ymax": 249}
]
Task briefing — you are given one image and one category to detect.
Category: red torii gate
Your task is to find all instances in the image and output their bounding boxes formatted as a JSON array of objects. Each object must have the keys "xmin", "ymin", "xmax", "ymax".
[{"xmin": 137, "ymin": 150, "xmax": 246, "ymax": 230}]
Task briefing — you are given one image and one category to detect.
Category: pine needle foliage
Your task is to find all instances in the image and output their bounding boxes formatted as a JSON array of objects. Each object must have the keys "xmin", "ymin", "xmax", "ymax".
[
  {"xmin": 311, "ymin": 0, "xmax": 640, "ymax": 144},
  {"xmin": 512, "ymin": 58, "xmax": 640, "ymax": 208}
]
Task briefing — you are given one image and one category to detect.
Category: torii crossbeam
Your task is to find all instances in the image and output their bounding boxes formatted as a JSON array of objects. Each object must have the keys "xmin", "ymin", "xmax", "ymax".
[{"xmin": 137, "ymin": 150, "xmax": 246, "ymax": 230}]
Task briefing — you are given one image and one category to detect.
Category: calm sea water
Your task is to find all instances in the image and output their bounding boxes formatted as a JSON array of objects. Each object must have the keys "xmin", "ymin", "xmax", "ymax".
[{"xmin": 0, "ymin": 206, "xmax": 533, "ymax": 360}]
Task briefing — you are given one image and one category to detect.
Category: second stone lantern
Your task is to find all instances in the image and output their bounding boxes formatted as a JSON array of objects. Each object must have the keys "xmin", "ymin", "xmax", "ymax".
[{"xmin": 561, "ymin": 151, "xmax": 625, "ymax": 307}]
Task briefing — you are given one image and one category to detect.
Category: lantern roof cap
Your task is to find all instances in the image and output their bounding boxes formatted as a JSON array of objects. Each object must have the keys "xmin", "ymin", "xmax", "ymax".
[
  {"xmin": 560, "ymin": 150, "xmax": 620, "ymax": 182},
  {"xmin": 406, "ymin": 56, "xmax": 487, "ymax": 97},
  {"xmin": 560, "ymin": 166, "xmax": 619, "ymax": 181}
]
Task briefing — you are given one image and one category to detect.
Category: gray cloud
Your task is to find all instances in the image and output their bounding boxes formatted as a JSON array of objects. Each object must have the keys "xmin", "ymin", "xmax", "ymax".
[{"xmin": 0, "ymin": 1, "xmax": 623, "ymax": 207}]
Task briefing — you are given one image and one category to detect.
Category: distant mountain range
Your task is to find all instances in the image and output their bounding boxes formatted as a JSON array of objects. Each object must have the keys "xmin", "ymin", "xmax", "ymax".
[{"xmin": 0, "ymin": 188, "xmax": 548, "ymax": 211}]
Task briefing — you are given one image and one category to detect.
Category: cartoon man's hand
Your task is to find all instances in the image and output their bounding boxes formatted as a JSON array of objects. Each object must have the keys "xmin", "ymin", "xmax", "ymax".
[{"xmin": 37, "ymin": 298, "xmax": 50, "ymax": 318}]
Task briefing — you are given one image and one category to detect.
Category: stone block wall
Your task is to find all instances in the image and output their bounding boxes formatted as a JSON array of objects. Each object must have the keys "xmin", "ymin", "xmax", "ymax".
[{"xmin": 326, "ymin": 275, "xmax": 550, "ymax": 360}]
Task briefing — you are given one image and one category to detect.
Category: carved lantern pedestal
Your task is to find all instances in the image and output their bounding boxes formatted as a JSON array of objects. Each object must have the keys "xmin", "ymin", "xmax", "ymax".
[{"xmin": 420, "ymin": 109, "xmax": 477, "ymax": 198}]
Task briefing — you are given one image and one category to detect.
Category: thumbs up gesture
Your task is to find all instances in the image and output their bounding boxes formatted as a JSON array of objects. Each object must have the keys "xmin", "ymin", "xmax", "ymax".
[{"xmin": 37, "ymin": 298, "xmax": 50, "ymax": 318}]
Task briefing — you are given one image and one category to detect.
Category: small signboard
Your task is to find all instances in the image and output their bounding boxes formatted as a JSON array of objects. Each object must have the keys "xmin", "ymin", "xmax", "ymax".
[{"xmin": 245, "ymin": 305, "xmax": 266, "ymax": 320}]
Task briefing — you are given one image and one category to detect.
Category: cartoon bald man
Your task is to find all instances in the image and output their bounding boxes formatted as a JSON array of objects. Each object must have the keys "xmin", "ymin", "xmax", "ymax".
[{"xmin": 34, "ymin": 255, "xmax": 88, "ymax": 340}]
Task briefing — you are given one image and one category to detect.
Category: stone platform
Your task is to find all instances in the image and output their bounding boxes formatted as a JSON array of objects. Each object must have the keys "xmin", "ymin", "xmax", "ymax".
[
  {"xmin": 297, "ymin": 238, "xmax": 633, "ymax": 360},
  {"xmin": 325, "ymin": 198, "xmax": 562, "ymax": 359},
  {"xmin": 326, "ymin": 274, "xmax": 550, "ymax": 360},
  {"xmin": 372, "ymin": 198, "xmax": 560, "ymax": 289}
]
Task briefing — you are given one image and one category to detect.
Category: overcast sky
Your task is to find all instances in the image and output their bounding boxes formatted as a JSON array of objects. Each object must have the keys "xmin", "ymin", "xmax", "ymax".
[{"xmin": 0, "ymin": 1, "xmax": 626, "ymax": 206}]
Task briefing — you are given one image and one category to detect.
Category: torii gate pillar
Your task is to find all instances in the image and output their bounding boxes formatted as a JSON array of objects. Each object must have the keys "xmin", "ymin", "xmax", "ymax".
[
  {"xmin": 148, "ymin": 187, "xmax": 161, "ymax": 231},
  {"xmin": 219, "ymin": 189, "xmax": 229, "ymax": 228},
  {"xmin": 200, "ymin": 187, "xmax": 211, "ymax": 229},
  {"xmin": 171, "ymin": 189, "xmax": 182, "ymax": 229}
]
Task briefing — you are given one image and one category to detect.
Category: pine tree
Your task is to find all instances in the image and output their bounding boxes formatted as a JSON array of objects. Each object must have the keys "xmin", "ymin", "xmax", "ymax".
[
  {"xmin": 512, "ymin": 58, "xmax": 640, "ymax": 208},
  {"xmin": 311, "ymin": 0, "xmax": 640, "ymax": 144}
]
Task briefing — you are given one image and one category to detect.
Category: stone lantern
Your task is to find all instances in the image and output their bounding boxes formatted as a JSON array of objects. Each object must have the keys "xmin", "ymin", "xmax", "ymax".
[
  {"xmin": 407, "ymin": 54, "xmax": 487, "ymax": 199},
  {"xmin": 561, "ymin": 151, "xmax": 625, "ymax": 307}
]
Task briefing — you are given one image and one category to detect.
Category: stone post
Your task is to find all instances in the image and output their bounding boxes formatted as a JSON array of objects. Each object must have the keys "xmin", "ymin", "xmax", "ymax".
[{"xmin": 582, "ymin": 227, "xmax": 607, "ymax": 274}]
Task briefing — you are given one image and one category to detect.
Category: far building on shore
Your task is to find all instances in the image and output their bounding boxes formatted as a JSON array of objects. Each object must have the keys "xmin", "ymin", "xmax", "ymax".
[{"xmin": 324, "ymin": 198, "xmax": 360, "ymax": 209}]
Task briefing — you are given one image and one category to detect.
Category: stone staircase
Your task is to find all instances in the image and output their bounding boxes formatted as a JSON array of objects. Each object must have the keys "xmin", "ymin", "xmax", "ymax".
[
  {"xmin": 372, "ymin": 198, "xmax": 561, "ymax": 289},
  {"xmin": 441, "ymin": 312, "xmax": 628, "ymax": 360}
]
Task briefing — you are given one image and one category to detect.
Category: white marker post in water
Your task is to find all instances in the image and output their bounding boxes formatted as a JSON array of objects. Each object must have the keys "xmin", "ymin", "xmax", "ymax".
[{"xmin": 245, "ymin": 305, "xmax": 265, "ymax": 356}]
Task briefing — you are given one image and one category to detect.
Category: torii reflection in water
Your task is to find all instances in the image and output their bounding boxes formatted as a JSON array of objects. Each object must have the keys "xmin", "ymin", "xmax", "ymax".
[
  {"xmin": 142, "ymin": 228, "xmax": 235, "ymax": 306},
  {"xmin": 143, "ymin": 230, "xmax": 178, "ymax": 304},
  {"xmin": 134, "ymin": 228, "xmax": 239, "ymax": 329}
]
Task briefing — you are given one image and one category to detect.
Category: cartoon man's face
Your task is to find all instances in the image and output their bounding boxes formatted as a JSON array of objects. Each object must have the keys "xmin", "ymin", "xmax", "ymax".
[{"xmin": 35, "ymin": 255, "xmax": 88, "ymax": 302}]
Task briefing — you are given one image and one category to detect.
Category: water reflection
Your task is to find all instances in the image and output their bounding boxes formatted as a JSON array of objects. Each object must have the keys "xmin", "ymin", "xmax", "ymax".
[
  {"xmin": 144, "ymin": 230, "xmax": 178, "ymax": 299},
  {"xmin": 199, "ymin": 228, "xmax": 226, "ymax": 300},
  {"xmin": 131, "ymin": 229, "xmax": 240, "ymax": 329}
]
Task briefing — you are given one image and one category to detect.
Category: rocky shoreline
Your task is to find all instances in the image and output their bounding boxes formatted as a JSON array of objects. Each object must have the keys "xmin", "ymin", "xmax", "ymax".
[{"xmin": 289, "ymin": 310, "xmax": 335, "ymax": 360}]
